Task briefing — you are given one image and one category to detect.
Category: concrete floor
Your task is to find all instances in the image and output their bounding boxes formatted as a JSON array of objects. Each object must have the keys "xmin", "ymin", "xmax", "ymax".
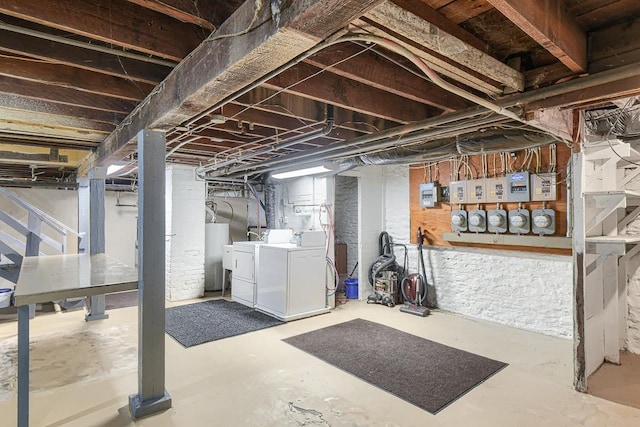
[{"xmin": 1, "ymin": 298, "xmax": 639, "ymax": 426}]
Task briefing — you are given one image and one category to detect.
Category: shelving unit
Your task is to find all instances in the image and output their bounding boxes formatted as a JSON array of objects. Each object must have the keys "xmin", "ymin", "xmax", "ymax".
[{"xmin": 576, "ymin": 138, "xmax": 640, "ymax": 386}]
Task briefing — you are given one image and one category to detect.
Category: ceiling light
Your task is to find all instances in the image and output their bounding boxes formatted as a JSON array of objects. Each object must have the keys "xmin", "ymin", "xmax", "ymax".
[
  {"xmin": 106, "ymin": 163, "xmax": 127, "ymax": 176},
  {"xmin": 271, "ymin": 165, "xmax": 334, "ymax": 180}
]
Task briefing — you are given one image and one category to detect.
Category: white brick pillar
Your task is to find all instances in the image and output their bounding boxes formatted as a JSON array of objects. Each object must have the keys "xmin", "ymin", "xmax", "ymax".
[{"xmin": 165, "ymin": 165, "xmax": 205, "ymax": 301}]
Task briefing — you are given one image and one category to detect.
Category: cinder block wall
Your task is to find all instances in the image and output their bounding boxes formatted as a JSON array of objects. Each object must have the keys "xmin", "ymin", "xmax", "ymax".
[
  {"xmin": 382, "ymin": 165, "xmax": 573, "ymax": 338},
  {"xmin": 165, "ymin": 165, "xmax": 205, "ymax": 301}
]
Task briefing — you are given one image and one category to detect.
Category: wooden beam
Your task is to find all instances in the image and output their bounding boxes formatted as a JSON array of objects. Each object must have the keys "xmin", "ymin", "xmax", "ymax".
[
  {"xmin": 487, "ymin": 0, "xmax": 587, "ymax": 72},
  {"xmin": 124, "ymin": 0, "xmax": 218, "ymax": 30},
  {"xmin": 305, "ymin": 43, "xmax": 472, "ymax": 112},
  {"xmin": 231, "ymin": 89, "xmax": 395, "ymax": 133},
  {"xmin": 0, "ymin": 55, "xmax": 155, "ymax": 101},
  {"xmin": 0, "ymin": 92, "xmax": 126, "ymax": 125},
  {"xmin": 0, "ymin": 76, "xmax": 137, "ymax": 114},
  {"xmin": 0, "ymin": 28, "xmax": 172, "ymax": 84},
  {"xmin": 363, "ymin": 0, "xmax": 524, "ymax": 93},
  {"xmin": 526, "ymin": 74, "xmax": 640, "ymax": 111},
  {"xmin": 589, "ymin": 16, "xmax": 640, "ymax": 74},
  {"xmin": 0, "ymin": 107, "xmax": 113, "ymax": 134},
  {"xmin": 0, "ymin": 134, "xmax": 98, "ymax": 149},
  {"xmin": 0, "ymin": 0, "xmax": 206, "ymax": 61},
  {"xmin": 392, "ymin": 0, "xmax": 492, "ymax": 52},
  {"xmin": 80, "ymin": 0, "xmax": 384, "ymax": 172},
  {"xmin": 263, "ymin": 62, "xmax": 442, "ymax": 123}
]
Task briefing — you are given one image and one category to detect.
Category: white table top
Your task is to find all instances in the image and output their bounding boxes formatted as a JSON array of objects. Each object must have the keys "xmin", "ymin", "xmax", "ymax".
[{"xmin": 15, "ymin": 253, "xmax": 138, "ymax": 306}]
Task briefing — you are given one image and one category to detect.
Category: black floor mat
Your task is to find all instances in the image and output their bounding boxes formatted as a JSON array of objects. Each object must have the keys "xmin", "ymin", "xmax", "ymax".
[
  {"xmin": 165, "ymin": 299, "xmax": 283, "ymax": 347},
  {"xmin": 105, "ymin": 290, "xmax": 138, "ymax": 310},
  {"xmin": 283, "ymin": 318, "xmax": 507, "ymax": 414}
]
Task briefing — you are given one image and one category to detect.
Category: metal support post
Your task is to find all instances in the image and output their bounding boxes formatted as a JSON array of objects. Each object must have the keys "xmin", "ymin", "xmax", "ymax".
[
  {"xmin": 85, "ymin": 168, "xmax": 108, "ymax": 321},
  {"xmin": 77, "ymin": 178, "xmax": 89, "ymax": 254},
  {"xmin": 129, "ymin": 129, "xmax": 172, "ymax": 418},
  {"xmin": 25, "ymin": 212, "xmax": 40, "ymax": 319},
  {"xmin": 17, "ymin": 304, "xmax": 29, "ymax": 427}
]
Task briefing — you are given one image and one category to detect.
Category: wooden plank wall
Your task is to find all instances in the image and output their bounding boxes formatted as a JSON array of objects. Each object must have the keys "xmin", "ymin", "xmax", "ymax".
[{"xmin": 409, "ymin": 143, "xmax": 572, "ymax": 255}]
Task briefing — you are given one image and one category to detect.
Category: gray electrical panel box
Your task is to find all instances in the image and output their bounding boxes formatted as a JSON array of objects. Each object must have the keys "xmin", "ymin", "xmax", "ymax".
[
  {"xmin": 449, "ymin": 181, "xmax": 468, "ymax": 204},
  {"xmin": 485, "ymin": 177, "xmax": 507, "ymax": 203},
  {"xmin": 506, "ymin": 172, "xmax": 530, "ymax": 202},
  {"xmin": 530, "ymin": 173, "xmax": 558, "ymax": 202},
  {"xmin": 532, "ymin": 208, "xmax": 556, "ymax": 235},
  {"xmin": 466, "ymin": 179, "xmax": 486, "ymax": 203},
  {"xmin": 468, "ymin": 209, "xmax": 486, "ymax": 233},
  {"xmin": 451, "ymin": 209, "xmax": 468, "ymax": 232},
  {"xmin": 419, "ymin": 182, "xmax": 439, "ymax": 207},
  {"xmin": 487, "ymin": 209, "xmax": 507, "ymax": 233},
  {"xmin": 508, "ymin": 208, "xmax": 530, "ymax": 234}
]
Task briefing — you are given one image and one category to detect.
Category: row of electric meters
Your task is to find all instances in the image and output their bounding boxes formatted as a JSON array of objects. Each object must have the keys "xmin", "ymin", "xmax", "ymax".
[
  {"xmin": 450, "ymin": 207, "xmax": 555, "ymax": 235},
  {"xmin": 420, "ymin": 171, "xmax": 557, "ymax": 207}
]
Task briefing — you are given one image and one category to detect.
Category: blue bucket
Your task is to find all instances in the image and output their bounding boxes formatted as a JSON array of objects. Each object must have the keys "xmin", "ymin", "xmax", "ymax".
[{"xmin": 344, "ymin": 278, "xmax": 358, "ymax": 299}]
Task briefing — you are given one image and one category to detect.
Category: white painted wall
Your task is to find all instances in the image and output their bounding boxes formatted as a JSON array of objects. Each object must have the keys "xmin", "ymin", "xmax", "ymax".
[
  {"xmin": 334, "ymin": 176, "xmax": 358, "ymax": 276},
  {"xmin": 382, "ymin": 164, "xmax": 573, "ymax": 339},
  {"xmin": 0, "ymin": 187, "xmax": 136, "ymax": 265},
  {"xmin": 624, "ymin": 175, "xmax": 640, "ymax": 354},
  {"xmin": 165, "ymin": 165, "xmax": 205, "ymax": 301}
]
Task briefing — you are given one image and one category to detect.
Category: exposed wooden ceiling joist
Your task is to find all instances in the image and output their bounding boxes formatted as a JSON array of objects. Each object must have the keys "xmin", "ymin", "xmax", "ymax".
[
  {"xmin": 0, "ymin": 93, "xmax": 125, "ymax": 125},
  {"xmin": 125, "ymin": 0, "xmax": 217, "ymax": 30},
  {"xmin": 79, "ymin": 0, "xmax": 386, "ymax": 174},
  {"xmin": 487, "ymin": 0, "xmax": 587, "ymax": 72},
  {"xmin": 304, "ymin": 43, "xmax": 472, "ymax": 112},
  {"xmin": 262, "ymin": 62, "xmax": 442, "ymax": 124},
  {"xmin": 0, "ymin": 75, "xmax": 137, "ymax": 113},
  {"xmin": 0, "ymin": 0, "xmax": 206, "ymax": 61},
  {"xmin": 0, "ymin": 55, "xmax": 155, "ymax": 101},
  {"xmin": 0, "ymin": 27, "xmax": 173, "ymax": 84},
  {"xmin": 363, "ymin": 0, "xmax": 524, "ymax": 94}
]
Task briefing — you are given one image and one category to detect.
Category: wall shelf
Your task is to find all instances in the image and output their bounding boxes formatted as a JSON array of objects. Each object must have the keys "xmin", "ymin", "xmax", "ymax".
[{"xmin": 442, "ymin": 232, "xmax": 572, "ymax": 249}]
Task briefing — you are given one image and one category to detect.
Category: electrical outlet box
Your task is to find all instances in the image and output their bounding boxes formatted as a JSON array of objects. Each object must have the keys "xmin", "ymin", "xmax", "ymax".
[
  {"xmin": 466, "ymin": 179, "xmax": 486, "ymax": 203},
  {"xmin": 530, "ymin": 173, "xmax": 558, "ymax": 201},
  {"xmin": 506, "ymin": 172, "xmax": 530, "ymax": 202},
  {"xmin": 508, "ymin": 208, "xmax": 530, "ymax": 234},
  {"xmin": 487, "ymin": 209, "xmax": 507, "ymax": 233},
  {"xmin": 468, "ymin": 209, "xmax": 487, "ymax": 233},
  {"xmin": 485, "ymin": 177, "xmax": 507, "ymax": 203},
  {"xmin": 451, "ymin": 209, "xmax": 468, "ymax": 232},
  {"xmin": 532, "ymin": 208, "xmax": 556, "ymax": 235},
  {"xmin": 419, "ymin": 182, "xmax": 439, "ymax": 207},
  {"xmin": 449, "ymin": 181, "xmax": 468, "ymax": 204}
]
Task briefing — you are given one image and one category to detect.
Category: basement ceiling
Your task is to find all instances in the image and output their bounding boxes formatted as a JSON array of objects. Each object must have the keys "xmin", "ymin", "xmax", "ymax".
[{"xmin": 0, "ymin": 0, "xmax": 639, "ymax": 186}]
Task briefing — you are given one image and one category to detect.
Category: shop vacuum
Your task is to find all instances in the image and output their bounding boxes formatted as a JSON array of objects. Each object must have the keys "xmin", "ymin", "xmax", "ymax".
[
  {"xmin": 367, "ymin": 232, "xmax": 406, "ymax": 307},
  {"xmin": 400, "ymin": 227, "xmax": 430, "ymax": 317}
]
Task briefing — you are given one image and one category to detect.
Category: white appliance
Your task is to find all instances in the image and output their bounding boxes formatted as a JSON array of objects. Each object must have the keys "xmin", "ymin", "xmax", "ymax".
[
  {"xmin": 205, "ymin": 223, "xmax": 229, "ymax": 291},
  {"xmin": 256, "ymin": 244, "xmax": 330, "ymax": 321},
  {"xmin": 231, "ymin": 241, "xmax": 261, "ymax": 307}
]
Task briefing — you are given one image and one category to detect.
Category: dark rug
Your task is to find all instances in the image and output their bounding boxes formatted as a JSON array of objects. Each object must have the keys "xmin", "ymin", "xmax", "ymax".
[
  {"xmin": 283, "ymin": 318, "xmax": 507, "ymax": 414},
  {"xmin": 105, "ymin": 290, "xmax": 138, "ymax": 310},
  {"xmin": 165, "ymin": 299, "xmax": 283, "ymax": 347}
]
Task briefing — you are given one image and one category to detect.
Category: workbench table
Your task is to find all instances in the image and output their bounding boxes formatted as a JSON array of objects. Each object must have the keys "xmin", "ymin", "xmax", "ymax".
[{"xmin": 14, "ymin": 253, "xmax": 138, "ymax": 427}]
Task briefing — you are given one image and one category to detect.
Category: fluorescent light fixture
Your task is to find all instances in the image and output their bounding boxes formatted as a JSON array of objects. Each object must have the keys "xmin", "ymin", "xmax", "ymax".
[
  {"xmin": 106, "ymin": 163, "xmax": 126, "ymax": 176},
  {"xmin": 271, "ymin": 165, "xmax": 333, "ymax": 180}
]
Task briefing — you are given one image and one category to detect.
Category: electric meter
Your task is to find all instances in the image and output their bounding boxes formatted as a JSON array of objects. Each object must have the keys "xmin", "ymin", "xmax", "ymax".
[
  {"xmin": 508, "ymin": 208, "xmax": 530, "ymax": 234},
  {"xmin": 468, "ymin": 210, "xmax": 486, "ymax": 233},
  {"xmin": 532, "ymin": 208, "xmax": 556, "ymax": 235},
  {"xmin": 451, "ymin": 210, "xmax": 468, "ymax": 232},
  {"xmin": 533, "ymin": 213, "xmax": 552, "ymax": 228},
  {"xmin": 487, "ymin": 209, "xmax": 507, "ymax": 233},
  {"xmin": 510, "ymin": 213, "xmax": 526, "ymax": 228}
]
